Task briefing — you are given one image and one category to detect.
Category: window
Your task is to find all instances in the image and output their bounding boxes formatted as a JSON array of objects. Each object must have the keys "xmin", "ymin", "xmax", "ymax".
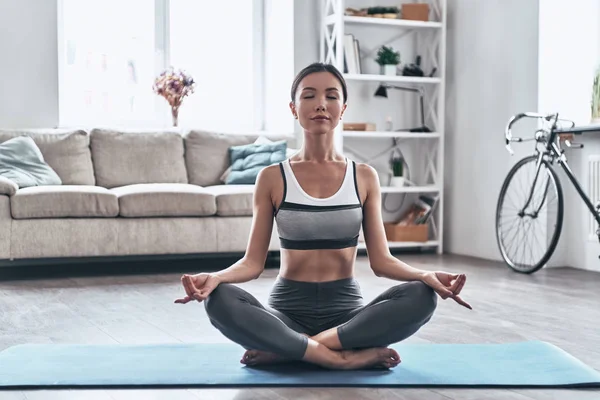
[
  {"xmin": 169, "ymin": 0, "xmax": 259, "ymax": 132},
  {"xmin": 58, "ymin": 0, "xmax": 157, "ymax": 128},
  {"xmin": 58, "ymin": 0, "xmax": 294, "ymax": 133}
]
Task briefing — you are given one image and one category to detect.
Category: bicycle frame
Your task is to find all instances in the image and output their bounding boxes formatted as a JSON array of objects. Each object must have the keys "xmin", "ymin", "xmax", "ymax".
[{"xmin": 505, "ymin": 113, "xmax": 600, "ymax": 235}]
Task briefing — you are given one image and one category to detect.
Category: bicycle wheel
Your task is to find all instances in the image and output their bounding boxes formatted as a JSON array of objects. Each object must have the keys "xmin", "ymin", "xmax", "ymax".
[{"xmin": 496, "ymin": 155, "xmax": 564, "ymax": 273}]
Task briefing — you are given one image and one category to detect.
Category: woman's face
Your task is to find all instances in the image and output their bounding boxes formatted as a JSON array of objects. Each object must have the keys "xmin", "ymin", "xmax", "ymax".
[{"xmin": 290, "ymin": 71, "xmax": 346, "ymax": 135}]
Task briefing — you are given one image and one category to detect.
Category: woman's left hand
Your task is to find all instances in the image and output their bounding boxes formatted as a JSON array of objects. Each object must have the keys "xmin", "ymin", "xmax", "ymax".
[{"xmin": 421, "ymin": 271, "xmax": 472, "ymax": 310}]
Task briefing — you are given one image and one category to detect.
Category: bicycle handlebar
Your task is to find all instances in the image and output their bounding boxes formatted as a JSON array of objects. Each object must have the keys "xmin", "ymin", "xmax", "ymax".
[{"xmin": 504, "ymin": 112, "xmax": 558, "ymax": 154}]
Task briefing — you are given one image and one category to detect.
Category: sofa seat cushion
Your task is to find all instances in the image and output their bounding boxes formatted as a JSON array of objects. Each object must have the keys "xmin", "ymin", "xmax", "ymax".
[
  {"xmin": 204, "ymin": 185, "xmax": 254, "ymax": 216},
  {"xmin": 11, "ymin": 186, "xmax": 119, "ymax": 219},
  {"xmin": 110, "ymin": 184, "xmax": 217, "ymax": 217}
]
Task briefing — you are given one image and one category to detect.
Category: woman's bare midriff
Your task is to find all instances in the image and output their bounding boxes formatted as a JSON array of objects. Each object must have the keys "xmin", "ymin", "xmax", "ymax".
[{"xmin": 277, "ymin": 247, "xmax": 357, "ymax": 282}]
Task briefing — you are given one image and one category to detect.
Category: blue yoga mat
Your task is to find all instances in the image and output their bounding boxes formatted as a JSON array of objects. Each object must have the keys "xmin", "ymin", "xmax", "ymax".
[{"xmin": 0, "ymin": 341, "xmax": 599, "ymax": 388}]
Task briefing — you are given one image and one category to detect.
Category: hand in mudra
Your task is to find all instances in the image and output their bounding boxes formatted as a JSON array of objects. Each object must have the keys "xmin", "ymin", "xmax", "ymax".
[
  {"xmin": 421, "ymin": 272, "xmax": 472, "ymax": 310},
  {"xmin": 174, "ymin": 273, "xmax": 220, "ymax": 304}
]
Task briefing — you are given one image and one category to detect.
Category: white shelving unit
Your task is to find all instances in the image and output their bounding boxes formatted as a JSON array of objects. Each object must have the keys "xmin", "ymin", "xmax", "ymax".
[{"xmin": 320, "ymin": 0, "xmax": 446, "ymax": 253}]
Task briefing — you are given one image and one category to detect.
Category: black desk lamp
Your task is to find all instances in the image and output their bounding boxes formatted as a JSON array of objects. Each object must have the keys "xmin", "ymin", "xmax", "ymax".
[{"xmin": 374, "ymin": 84, "xmax": 432, "ymax": 132}]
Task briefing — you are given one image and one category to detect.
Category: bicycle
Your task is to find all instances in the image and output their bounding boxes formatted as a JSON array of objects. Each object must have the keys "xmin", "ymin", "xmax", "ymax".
[{"xmin": 496, "ymin": 112, "xmax": 600, "ymax": 273}]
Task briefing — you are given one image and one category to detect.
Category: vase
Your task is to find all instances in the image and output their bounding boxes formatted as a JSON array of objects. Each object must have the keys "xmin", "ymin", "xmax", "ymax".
[
  {"xmin": 171, "ymin": 106, "xmax": 179, "ymax": 127},
  {"xmin": 382, "ymin": 64, "xmax": 397, "ymax": 76},
  {"xmin": 390, "ymin": 176, "xmax": 405, "ymax": 187}
]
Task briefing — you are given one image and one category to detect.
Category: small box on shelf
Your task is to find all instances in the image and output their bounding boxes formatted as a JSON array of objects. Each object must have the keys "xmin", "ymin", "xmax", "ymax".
[
  {"xmin": 401, "ymin": 3, "xmax": 429, "ymax": 21},
  {"xmin": 343, "ymin": 122, "xmax": 376, "ymax": 131},
  {"xmin": 384, "ymin": 223, "xmax": 428, "ymax": 242}
]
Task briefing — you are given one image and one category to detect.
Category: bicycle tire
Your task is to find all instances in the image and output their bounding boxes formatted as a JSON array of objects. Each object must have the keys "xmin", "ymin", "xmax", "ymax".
[{"xmin": 495, "ymin": 155, "xmax": 564, "ymax": 273}]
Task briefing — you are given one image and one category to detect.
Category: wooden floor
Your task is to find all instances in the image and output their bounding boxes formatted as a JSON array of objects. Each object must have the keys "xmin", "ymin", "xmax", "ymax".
[{"xmin": 1, "ymin": 253, "xmax": 600, "ymax": 400}]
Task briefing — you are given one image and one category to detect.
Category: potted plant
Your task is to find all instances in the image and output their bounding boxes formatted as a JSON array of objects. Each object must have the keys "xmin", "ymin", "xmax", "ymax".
[
  {"xmin": 376, "ymin": 46, "xmax": 400, "ymax": 76},
  {"xmin": 390, "ymin": 155, "xmax": 405, "ymax": 187},
  {"xmin": 592, "ymin": 66, "xmax": 600, "ymax": 123},
  {"xmin": 367, "ymin": 6, "xmax": 400, "ymax": 19}
]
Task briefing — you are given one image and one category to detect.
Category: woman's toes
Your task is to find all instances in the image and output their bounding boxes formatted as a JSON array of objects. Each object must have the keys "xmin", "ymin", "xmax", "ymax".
[
  {"xmin": 387, "ymin": 348, "xmax": 400, "ymax": 362},
  {"xmin": 241, "ymin": 350, "xmax": 258, "ymax": 364}
]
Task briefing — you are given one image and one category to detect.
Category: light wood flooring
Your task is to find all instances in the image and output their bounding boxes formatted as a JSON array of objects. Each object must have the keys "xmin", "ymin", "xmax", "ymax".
[{"xmin": 1, "ymin": 253, "xmax": 599, "ymax": 400}]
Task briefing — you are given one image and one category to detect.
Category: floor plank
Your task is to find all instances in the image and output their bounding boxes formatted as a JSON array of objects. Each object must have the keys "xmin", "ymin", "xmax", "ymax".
[{"xmin": 1, "ymin": 253, "xmax": 599, "ymax": 400}]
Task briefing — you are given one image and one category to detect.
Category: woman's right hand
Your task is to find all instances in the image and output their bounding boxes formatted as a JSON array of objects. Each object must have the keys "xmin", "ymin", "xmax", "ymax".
[{"xmin": 174, "ymin": 273, "xmax": 221, "ymax": 304}]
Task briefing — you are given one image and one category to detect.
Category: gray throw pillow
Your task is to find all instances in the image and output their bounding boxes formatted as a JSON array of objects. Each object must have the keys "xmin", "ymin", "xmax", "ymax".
[{"xmin": 0, "ymin": 136, "xmax": 62, "ymax": 188}]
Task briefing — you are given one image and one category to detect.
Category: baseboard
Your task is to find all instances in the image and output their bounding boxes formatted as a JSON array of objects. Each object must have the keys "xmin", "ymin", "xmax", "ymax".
[{"xmin": 0, "ymin": 251, "xmax": 282, "ymax": 280}]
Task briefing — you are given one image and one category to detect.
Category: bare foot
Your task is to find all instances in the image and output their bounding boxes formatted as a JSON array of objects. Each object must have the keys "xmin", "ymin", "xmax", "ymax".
[
  {"xmin": 341, "ymin": 347, "xmax": 401, "ymax": 370},
  {"xmin": 241, "ymin": 349, "xmax": 289, "ymax": 366}
]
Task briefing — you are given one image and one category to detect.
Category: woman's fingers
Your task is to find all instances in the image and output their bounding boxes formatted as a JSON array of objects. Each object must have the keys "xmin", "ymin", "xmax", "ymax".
[
  {"xmin": 179, "ymin": 275, "xmax": 204, "ymax": 302},
  {"xmin": 454, "ymin": 274, "xmax": 466, "ymax": 295},
  {"xmin": 174, "ymin": 295, "xmax": 192, "ymax": 304},
  {"xmin": 452, "ymin": 294, "xmax": 472, "ymax": 310},
  {"xmin": 449, "ymin": 274, "xmax": 463, "ymax": 292},
  {"xmin": 449, "ymin": 274, "xmax": 466, "ymax": 296},
  {"xmin": 435, "ymin": 284, "xmax": 454, "ymax": 299},
  {"xmin": 181, "ymin": 275, "xmax": 194, "ymax": 297}
]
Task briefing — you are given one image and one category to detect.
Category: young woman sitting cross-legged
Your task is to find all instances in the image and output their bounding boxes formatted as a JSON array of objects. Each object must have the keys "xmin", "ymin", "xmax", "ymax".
[{"xmin": 175, "ymin": 62, "xmax": 472, "ymax": 370}]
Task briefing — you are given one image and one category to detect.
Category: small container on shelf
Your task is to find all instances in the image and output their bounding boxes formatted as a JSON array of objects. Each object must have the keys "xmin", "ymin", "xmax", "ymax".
[
  {"xmin": 384, "ymin": 223, "xmax": 429, "ymax": 242},
  {"xmin": 401, "ymin": 3, "xmax": 430, "ymax": 21},
  {"xmin": 343, "ymin": 122, "xmax": 376, "ymax": 131}
]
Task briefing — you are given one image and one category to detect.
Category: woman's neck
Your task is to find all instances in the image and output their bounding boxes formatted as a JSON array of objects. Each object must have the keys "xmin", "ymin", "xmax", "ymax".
[{"xmin": 298, "ymin": 130, "xmax": 342, "ymax": 163}]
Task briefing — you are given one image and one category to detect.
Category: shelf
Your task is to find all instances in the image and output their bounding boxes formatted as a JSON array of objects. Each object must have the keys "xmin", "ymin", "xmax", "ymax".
[
  {"xmin": 380, "ymin": 185, "xmax": 439, "ymax": 193},
  {"xmin": 357, "ymin": 240, "xmax": 439, "ymax": 250},
  {"xmin": 342, "ymin": 131, "xmax": 440, "ymax": 138},
  {"xmin": 343, "ymin": 74, "xmax": 441, "ymax": 84},
  {"xmin": 344, "ymin": 16, "xmax": 443, "ymax": 29}
]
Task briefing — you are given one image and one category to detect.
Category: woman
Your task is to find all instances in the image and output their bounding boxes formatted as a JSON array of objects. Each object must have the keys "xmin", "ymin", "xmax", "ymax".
[{"xmin": 175, "ymin": 62, "xmax": 471, "ymax": 370}]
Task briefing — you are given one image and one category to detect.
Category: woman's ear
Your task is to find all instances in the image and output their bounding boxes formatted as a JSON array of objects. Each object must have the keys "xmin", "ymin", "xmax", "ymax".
[
  {"xmin": 289, "ymin": 101, "xmax": 298, "ymax": 119},
  {"xmin": 340, "ymin": 103, "xmax": 347, "ymax": 119}
]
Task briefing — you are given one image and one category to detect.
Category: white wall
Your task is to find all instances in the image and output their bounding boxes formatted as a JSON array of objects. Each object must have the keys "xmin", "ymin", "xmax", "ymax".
[
  {"xmin": 444, "ymin": 0, "xmax": 540, "ymax": 261},
  {"xmin": 0, "ymin": 0, "xmax": 59, "ymax": 129}
]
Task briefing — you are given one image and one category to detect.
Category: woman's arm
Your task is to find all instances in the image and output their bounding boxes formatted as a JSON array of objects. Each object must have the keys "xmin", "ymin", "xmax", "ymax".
[
  {"xmin": 359, "ymin": 164, "xmax": 427, "ymax": 282},
  {"xmin": 212, "ymin": 166, "xmax": 278, "ymax": 284},
  {"xmin": 360, "ymin": 164, "xmax": 469, "ymax": 304}
]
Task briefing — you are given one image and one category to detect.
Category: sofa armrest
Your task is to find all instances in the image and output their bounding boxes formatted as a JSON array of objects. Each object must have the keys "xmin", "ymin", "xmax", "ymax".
[
  {"xmin": 0, "ymin": 195, "xmax": 11, "ymax": 260},
  {"xmin": 0, "ymin": 176, "xmax": 18, "ymax": 196}
]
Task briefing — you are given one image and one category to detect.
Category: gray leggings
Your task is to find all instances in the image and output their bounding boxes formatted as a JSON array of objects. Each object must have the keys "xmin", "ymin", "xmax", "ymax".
[{"xmin": 204, "ymin": 276, "xmax": 437, "ymax": 360}]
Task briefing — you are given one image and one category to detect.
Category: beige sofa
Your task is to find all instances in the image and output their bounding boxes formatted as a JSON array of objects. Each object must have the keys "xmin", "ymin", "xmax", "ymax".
[{"xmin": 0, "ymin": 128, "xmax": 295, "ymax": 265}]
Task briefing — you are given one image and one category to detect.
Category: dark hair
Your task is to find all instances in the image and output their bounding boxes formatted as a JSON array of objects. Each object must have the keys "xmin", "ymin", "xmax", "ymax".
[{"xmin": 290, "ymin": 62, "xmax": 347, "ymax": 104}]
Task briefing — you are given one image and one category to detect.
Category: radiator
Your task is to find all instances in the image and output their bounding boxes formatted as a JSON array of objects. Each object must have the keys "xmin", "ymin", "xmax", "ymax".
[{"xmin": 588, "ymin": 155, "xmax": 600, "ymax": 240}]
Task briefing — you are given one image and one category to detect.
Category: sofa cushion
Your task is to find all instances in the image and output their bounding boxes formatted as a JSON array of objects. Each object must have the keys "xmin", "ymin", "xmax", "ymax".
[
  {"xmin": 10, "ymin": 186, "xmax": 119, "ymax": 219},
  {"xmin": 0, "ymin": 176, "xmax": 18, "ymax": 196},
  {"xmin": 0, "ymin": 129, "xmax": 95, "ymax": 185},
  {"xmin": 184, "ymin": 130, "xmax": 296, "ymax": 187},
  {"xmin": 204, "ymin": 185, "xmax": 254, "ymax": 216},
  {"xmin": 90, "ymin": 129, "xmax": 188, "ymax": 188},
  {"xmin": 0, "ymin": 136, "xmax": 62, "ymax": 188},
  {"xmin": 110, "ymin": 183, "xmax": 217, "ymax": 217}
]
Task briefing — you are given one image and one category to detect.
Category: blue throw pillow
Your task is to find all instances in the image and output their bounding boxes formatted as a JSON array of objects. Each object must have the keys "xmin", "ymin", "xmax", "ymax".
[
  {"xmin": 226, "ymin": 140, "xmax": 287, "ymax": 184},
  {"xmin": 0, "ymin": 136, "xmax": 62, "ymax": 188}
]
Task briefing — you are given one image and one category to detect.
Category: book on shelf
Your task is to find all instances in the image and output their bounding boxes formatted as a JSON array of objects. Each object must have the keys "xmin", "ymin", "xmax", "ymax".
[{"xmin": 343, "ymin": 34, "xmax": 362, "ymax": 74}]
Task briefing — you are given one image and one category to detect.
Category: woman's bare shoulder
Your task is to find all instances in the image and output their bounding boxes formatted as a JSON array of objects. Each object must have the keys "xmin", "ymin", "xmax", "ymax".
[
  {"xmin": 355, "ymin": 162, "xmax": 379, "ymax": 186},
  {"xmin": 256, "ymin": 163, "xmax": 284, "ymax": 186},
  {"xmin": 255, "ymin": 163, "xmax": 285, "ymax": 205}
]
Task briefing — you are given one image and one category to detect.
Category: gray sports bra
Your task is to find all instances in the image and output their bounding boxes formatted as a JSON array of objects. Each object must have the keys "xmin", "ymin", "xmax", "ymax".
[{"xmin": 274, "ymin": 158, "xmax": 363, "ymax": 250}]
